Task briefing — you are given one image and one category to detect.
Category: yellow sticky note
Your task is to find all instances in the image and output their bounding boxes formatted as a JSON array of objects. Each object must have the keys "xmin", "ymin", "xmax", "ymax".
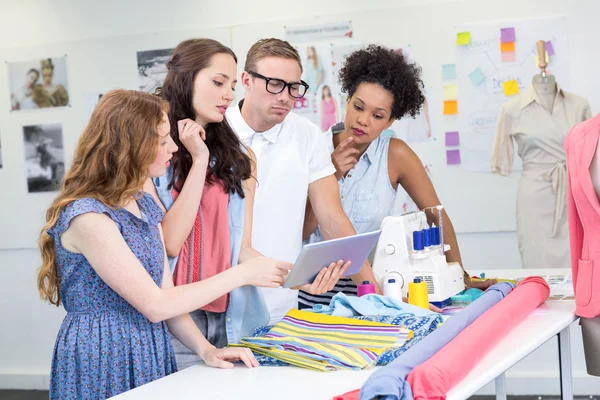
[
  {"xmin": 443, "ymin": 100, "xmax": 458, "ymax": 115},
  {"xmin": 500, "ymin": 41, "xmax": 515, "ymax": 53},
  {"xmin": 443, "ymin": 84, "xmax": 458, "ymax": 101},
  {"xmin": 503, "ymin": 80, "xmax": 519, "ymax": 96},
  {"xmin": 456, "ymin": 32, "xmax": 471, "ymax": 46}
]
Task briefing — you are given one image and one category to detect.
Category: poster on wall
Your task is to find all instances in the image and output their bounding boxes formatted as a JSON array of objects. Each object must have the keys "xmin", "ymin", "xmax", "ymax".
[
  {"xmin": 390, "ymin": 87, "xmax": 438, "ymax": 144},
  {"xmin": 8, "ymin": 56, "xmax": 70, "ymax": 111},
  {"xmin": 23, "ymin": 123, "xmax": 65, "ymax": 193},
  {"xmin": 455, "ymin": 17, "xmax": 569, "ymax": 172},
  {"xmin": 285, "ymin": 21, "xmax": 353, "ymax": 42},
  {"xmin": 330, "ymin": 43, "xmax": 364, "ymax": 120},
  {"xmin": 294, "ymin": 44, "xmax": 336, "ymax": 128},
  {"xmin": 137, "ymin": 48, "xmax": 173, "ymax": 94}
]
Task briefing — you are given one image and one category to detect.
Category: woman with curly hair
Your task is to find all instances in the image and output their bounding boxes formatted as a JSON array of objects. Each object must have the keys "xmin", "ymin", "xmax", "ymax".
[{"xmin": 299, "ymin": 45, "xmax": 496, "ymax": 308}]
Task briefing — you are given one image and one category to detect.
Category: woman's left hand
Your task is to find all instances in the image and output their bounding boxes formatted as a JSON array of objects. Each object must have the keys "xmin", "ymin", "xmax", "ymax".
[
  {"xmin": 294, "ymin": 260, "xmax": 350, "ymax": 295},
  {"xmin": 201, "ymin": 346, "xmax": 259, "ymax": 369}
]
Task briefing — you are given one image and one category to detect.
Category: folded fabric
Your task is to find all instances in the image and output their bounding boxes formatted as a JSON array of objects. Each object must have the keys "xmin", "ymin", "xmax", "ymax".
[
  {"xmin": 358, "ymin": 282, "xmax": 515, "ymax": 400},
  {"xmin": 311, "ymin": 293, "xmax": 434, "ymax": 318},
  {"xmin": 231, "ymin": 309, "xmax": 411, "ymax": 371},
  {"xmin": 252, "ymin": 313, "xmax": 444, "ymax": 368},
  {"xmin": 407, "ymin": 277, "xmax": 549, "ymax": 400},
  {"xmin": 464, "ymin": 288, "xmax": 484, "ymax": 302}
]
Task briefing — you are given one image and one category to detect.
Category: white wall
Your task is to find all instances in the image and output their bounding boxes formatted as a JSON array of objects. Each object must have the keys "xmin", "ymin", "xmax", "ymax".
[{"xmin": 1, "ymin": 0, "xmax": 599, "ymax": 394}]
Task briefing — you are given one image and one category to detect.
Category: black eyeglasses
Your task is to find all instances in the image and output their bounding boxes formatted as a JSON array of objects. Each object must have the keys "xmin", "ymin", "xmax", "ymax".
[{"xmin": 249, "ymin": 71, "xmax": 309, "ymax": 98}]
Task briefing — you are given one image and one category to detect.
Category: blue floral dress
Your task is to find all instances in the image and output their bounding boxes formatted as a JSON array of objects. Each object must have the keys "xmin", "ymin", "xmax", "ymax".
[{"xmin": 47, "ymin": 193, "xmax": 177, "ymax": 399}]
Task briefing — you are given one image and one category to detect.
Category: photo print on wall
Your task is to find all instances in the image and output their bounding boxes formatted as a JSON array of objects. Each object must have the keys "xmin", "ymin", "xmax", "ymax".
[
  {"xmin": 23, "ymin": 123, "xmax": 65, "ymax": 193},
  {"xmin": 8, "ymin": 56, "xmax": 70, "ymax": 111}
]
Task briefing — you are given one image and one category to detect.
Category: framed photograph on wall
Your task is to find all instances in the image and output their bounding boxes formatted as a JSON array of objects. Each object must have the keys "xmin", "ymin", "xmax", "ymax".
[
  {"xmin": 137, "ymin": 48, "xmax": 172, "ymax": 94},
  {"xmin": 8, "ymin": 56, "xmax": 70, "ymax": 111},
  {"xmin": 23, "ymin": 123, "xmax": 65, "ymax": 193}
]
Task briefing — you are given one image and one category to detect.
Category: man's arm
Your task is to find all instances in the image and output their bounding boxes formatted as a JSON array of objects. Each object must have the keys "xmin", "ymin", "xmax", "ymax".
[{"xmin": 307, "ymin": 175, "xmax": 382, "ymax": 292}]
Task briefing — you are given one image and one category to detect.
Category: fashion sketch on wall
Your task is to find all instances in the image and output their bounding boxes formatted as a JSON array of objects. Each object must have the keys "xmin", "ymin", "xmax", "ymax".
[
  {"xmin": 137, "ymin": 48, "xmax": 173, "ymax": 93},
  {"xmin": 8, "ymin": 56, "xmax": 69, "ymax": 110},
  {"xmin": 23, "ymin": 123, "xmax": 65, "ymax": 193}
]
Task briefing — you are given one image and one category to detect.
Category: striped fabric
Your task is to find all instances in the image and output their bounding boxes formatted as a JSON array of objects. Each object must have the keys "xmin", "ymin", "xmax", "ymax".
[
  {"xmin": 231, "ymin": 309, "xmax": 412, "ymax": 371},
  {"xmin": 251, "ymin": 313, "xmax": 444, "ymax": 368},
  {"xmin": 298, "ymin": 277, "xmax": 358, "ymax": 309}
]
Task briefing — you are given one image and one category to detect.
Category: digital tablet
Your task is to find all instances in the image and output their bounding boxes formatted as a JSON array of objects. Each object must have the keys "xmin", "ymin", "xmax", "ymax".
[{"xmin": 283, "ymin": 230, "xmax": 382, "ymax": 288}]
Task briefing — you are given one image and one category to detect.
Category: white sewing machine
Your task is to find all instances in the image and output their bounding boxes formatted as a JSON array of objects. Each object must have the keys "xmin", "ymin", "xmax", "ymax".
[{"xmin": 372, "ymin": 206, "xmax": 465, "ymax": 305}]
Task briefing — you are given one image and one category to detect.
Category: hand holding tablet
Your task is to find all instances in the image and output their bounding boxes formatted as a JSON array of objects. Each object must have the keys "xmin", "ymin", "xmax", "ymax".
[{"xmin": 283, "ymin": 230, "xmax": 382, "ymax": 289}]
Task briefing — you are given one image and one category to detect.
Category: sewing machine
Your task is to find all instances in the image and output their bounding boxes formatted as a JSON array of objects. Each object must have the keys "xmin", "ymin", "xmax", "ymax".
[{"xmin": 372, "ymin": 206, "xmax": 465, "ymax": 305}]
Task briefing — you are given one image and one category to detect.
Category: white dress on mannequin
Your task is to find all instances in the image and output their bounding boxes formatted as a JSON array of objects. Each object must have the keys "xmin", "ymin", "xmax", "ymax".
[{"xmin": 492, "ymin": 83, "xmax": 591, "ymax": 269}]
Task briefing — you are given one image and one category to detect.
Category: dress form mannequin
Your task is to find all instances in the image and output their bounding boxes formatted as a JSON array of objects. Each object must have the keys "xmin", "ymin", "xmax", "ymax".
[
  {"xmin": 532, "ymin": 74, "xmax": 557, "ymax": 114},
  {"xmin": 582, "ymin": 138, "xmax": 600, "ymax": 376},
  {"xmin": 532, "ymin": 41, "xmax": 557, "ymax": 114},
  {"xmin": 492, "ymin": 40, "xmax": 591, "ymax": 271}
]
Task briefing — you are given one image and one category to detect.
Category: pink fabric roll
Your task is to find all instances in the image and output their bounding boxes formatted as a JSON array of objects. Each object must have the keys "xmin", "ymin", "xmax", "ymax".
[
  {"xmin": 407, "ymin": 276, "xmax": 550, "ymax": 400},
  {"xmin": 332, "ymin": 389, "xmax": 360, "ymax": 400}
]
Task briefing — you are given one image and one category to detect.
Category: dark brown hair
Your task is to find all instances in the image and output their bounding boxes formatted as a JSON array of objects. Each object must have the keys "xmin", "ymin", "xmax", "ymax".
[{"xmin": 161, "ymin": 38, "xmax": 251, "ymax": 196}]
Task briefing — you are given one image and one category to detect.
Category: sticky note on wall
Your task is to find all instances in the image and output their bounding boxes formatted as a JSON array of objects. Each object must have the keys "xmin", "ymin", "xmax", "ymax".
[
  {"xmin": 546, "ymin": 41, "xmax": 555, "ymax": 56},
  {"xmin": 445, "ymin": 131, "xmax": 460, "ymax": 146},
  {"xmin": 500, "ymin": 42, "xmax": 515, "ymax": 53},
  {"xmin": 446, "ymin": 149, "xmax": 461, "ymax": 165},
  {"xmin": 442, "ymin": 64, "xmax": 457, "ymax": 80},
  {"xmin": 443, "ymin": 100, "xmax": 458, "ymax": 115},
  {"xmin": 443, "ymin": 84, "xmax": 458, "ymax": 101},
  {"xmin": 501, "ymin": 52, "xmax": 516, "ymax": 63},
  {"xmin": 500, "ymin": 27, "xmax": 516, "ymax": 43},
  {"xmin": 456, "ymin": 32, "xmax": 471, "ymax": 46},
  {"xmin": 469, "ymin": 67, "xmax": 486, "ymax": 86},
  {"xmin": 503, "ymin": 80, "xmax": 520, "ymax": 96}
]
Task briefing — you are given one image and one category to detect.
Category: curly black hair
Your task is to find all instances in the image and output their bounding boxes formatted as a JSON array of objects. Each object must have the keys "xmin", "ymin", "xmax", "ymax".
[{"xmin": 339, "ymin": 45, "xmax": 425, "ymax": 120}]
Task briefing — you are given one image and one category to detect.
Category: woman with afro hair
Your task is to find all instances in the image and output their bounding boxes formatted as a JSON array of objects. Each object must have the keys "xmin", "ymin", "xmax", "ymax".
[{"xmin": 299, "ymin": 45, "xmax": 496, "ymax": 309}]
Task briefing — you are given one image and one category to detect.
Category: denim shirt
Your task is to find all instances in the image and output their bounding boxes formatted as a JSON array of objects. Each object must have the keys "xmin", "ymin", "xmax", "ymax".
[
  {"xmin": 308, "ymin": 130, "xmax": 398, "ymax": 245},
  {"xmin": 153, "ymin": 165, "xmax": 269, "ymax": 344}
]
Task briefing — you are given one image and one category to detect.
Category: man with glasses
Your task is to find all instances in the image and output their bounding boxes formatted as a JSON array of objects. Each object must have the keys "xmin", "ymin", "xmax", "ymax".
[{"xmin": 226, "ymin": 38, "xmax": 380, "ymax": 325}]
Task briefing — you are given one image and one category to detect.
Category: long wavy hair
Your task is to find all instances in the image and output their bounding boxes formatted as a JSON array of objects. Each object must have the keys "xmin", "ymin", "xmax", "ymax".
[
  {"xmin": 160, "ymin": 38, "xmax": 251, "ymax": 196},
  {"xmin": 37, "ymin": 89, "xmax": 169, "ymax": 306}
]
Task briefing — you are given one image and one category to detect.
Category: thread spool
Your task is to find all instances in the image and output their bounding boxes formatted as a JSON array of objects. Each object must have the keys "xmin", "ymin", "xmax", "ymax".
[
  {"xmin": 423, "ymin": 227, "xmax": 432, "ymax": 248},
  {"xmin": 383, "ymin": 277, "xmax": 403, "ymax": 301},
  {"xmin": 357, "ymin": 280, "xmax": 376, "ymax": 297},
  {"xmin": 413, "ymin": 230, "xmax": 425, "ymax": 251},
  {"xmin": 408, "ymin": 278, "xmax": 429, "ymax": 309},
  {"xmin": 430, "ymin": 224, "xmax": 440, "ymax": 246}
]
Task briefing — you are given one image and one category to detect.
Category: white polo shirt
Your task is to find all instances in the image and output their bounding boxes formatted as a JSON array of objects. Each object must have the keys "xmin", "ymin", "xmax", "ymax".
[{"xmin": 226, "ymin": 101, "xmax": 336, "ymax": 324}]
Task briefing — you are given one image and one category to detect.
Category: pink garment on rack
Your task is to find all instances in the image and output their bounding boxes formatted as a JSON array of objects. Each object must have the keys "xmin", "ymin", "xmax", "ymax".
[
  {"xmin": 406, "ymin": 276, "xmax": 550, "ymax": 400},
  {"xmin": 565, "ymin": 113, "xmax": 600, "ymax": 318}
]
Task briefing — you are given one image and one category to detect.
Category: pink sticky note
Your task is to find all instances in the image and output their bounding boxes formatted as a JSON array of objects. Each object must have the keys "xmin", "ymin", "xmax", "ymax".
[
  {"xmin": 500, "ymin": 27, "xmax": 516, "ymax": 43},
  {"xmin": 501, "ymin": 51, "xmax": 516, "ymax": 63},
  {"xmin": 546, "ymin": 41, "xmax": 555, "ymax": 56},
  {"xmin": 446, "ymin": 149, "xmax": 461, "ymax": 165},
  {"xmin": 445, "ymin": 131, "xmax": 459, "ymax": 146}
]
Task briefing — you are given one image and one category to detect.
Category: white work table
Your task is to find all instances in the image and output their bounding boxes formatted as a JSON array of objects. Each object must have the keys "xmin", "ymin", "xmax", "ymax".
[{"xmin": 112, "ymin": 269, "xmax": 577, "ymax": 400}]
